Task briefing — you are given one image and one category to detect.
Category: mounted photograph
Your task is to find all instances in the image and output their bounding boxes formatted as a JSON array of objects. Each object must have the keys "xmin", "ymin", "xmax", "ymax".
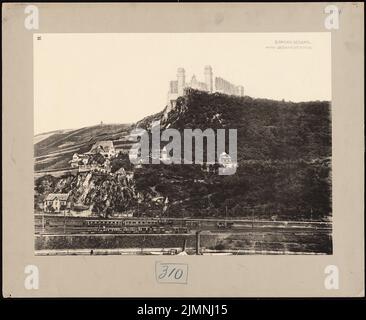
[{"xmin": 33, "ymin": 33, "xmax": 332, "ymax": 256}]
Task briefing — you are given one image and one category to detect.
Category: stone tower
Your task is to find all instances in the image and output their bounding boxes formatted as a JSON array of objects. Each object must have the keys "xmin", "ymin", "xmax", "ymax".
[
  {"xmin": 177, "ymin": 68, "xmax": 186, "ymax": 96},
  {"xmin": 204, "ymin": 65, "xmax": 213, "ymax": 93}
]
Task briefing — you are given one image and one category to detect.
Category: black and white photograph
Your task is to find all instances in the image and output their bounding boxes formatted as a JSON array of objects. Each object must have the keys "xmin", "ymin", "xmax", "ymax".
[
  {"xmin": 3, "ymin": 2, "xmax": 365, "ymax": 301},
  {"xmin": 33, "ymin": 33, "xmax": 333, "ymax": 256}
]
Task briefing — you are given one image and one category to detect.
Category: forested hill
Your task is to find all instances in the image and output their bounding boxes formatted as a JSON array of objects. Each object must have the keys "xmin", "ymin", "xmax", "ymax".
[
  {"xmin": 34, "ymin": 89, "xmax": 332, "ymax": 220},
  {"xmin": 132, "ymin": 89, "xmax": 332, "ymax": 220},
  {"xmin": 156, "ymin": 89, "xmax": 331, "ymax": 161}
]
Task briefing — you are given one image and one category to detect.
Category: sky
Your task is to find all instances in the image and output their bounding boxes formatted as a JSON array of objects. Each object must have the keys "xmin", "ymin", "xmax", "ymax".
[{"xmin": 34, "ymin": 33, "xmax": 331, "ymax": 134}]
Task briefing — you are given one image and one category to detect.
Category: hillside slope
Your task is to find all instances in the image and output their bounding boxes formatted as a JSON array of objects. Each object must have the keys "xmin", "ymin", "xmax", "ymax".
[
  {"xmin": 34, "ymin": 90, "xmax": 332, "ymax": 220},
  {"xmin": 134, "ymin": 89, "xmax": 332, "ymax": 219},
  {"xmin": 34, "ymin": 124, "xmax": 131, "ymax": 171},
  {"xmin": 158, "ymin": 89, "xmax": 331, "ymax": 161}
]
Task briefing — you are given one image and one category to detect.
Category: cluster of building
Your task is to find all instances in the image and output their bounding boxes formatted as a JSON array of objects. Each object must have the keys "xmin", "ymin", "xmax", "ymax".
[
  {"xmin": 69, "ymin": 141, "xmax": 116, "ymax": 173},
  {"xmin": 41, "ymin": 140, "xmax": 136, "ymax": 214},
  {"xmin": 43, "ymin": 150, "xmax": 235, "ymax": 214},
  {"xmin": 166, "ymin": 66, "xmax": 244, "ymax": 112}
]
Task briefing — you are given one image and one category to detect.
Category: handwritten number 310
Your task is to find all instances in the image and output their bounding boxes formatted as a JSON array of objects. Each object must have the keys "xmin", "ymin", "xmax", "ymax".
[{"xmin": 158, "ymin": 265, "xmax": 183, "ymax": 280}]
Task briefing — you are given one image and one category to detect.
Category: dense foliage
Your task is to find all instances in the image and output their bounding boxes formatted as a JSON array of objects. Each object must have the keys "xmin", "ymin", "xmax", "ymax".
[
  {"xmin": 135, "ymin": 89, "xmax": 332, "ymax": 220},
  {"xmin": 35, "ymin": 90, "xmax": 332, "ymax": 221},
  {"xmin": 163, "ymin": 89, "xmax": 331, "ymax": 161}
]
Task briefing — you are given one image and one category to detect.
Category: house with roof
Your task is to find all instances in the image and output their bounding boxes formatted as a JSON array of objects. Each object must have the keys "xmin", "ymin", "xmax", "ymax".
[
  {"xmin": 88, "ymin": 141, "xmax": 116, "ymax": 158},
  {"xmin": 43, "ymin": 193, "xmax": 72, "ymax": 213},
  {"xmin": 218, "ymin": 152, "xmax": 237, "ymax": 169},
  {"xmin": 69, "ymin": 141, "xmax": 115, "ymax": 172},
  {"xmin": 70, "ymin": 153, "xmax": 89, "ymax": 168},
  {"xmin": 78, "ymin": 155, "xmax": 111, "ymax": 173},
  {"xmin": 218, "ymin": 152, "xmax": 238, "ymax": 175}
]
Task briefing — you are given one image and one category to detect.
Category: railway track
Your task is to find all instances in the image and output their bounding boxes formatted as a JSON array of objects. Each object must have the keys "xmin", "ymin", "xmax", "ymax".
[{"xmin": 34, "ymin": 216, "xmax": 331, "ymax": 236}]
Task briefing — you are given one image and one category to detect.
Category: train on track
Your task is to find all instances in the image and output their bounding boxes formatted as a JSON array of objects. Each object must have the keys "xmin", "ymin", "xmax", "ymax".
[
  {"xmin": 39, "ymin": 217, "xmax": 190, "ymax": 234},
  {"xmin": 35, "ymin": 215, "xmax": 331, "ymax": 235}
]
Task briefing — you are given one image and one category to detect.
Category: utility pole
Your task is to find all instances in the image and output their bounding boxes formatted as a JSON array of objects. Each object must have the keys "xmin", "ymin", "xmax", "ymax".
[
  {"xmin": 63, "ymin": 209, "xmax": 66, "ymax": 234},
  {"xmin": 141, "ymin": 235, "xmax": 145, "ymax": 255},
  {"xmin": 195, "ymin": 230, "xmax": 202, "ymax": 255},
  {"xmin": 225, "ymin": 205, "xmax": 228, "ymax": 227},
  {"xmin": 42, "ymin": 211, "xmax": 45, "ymax": 234}
]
